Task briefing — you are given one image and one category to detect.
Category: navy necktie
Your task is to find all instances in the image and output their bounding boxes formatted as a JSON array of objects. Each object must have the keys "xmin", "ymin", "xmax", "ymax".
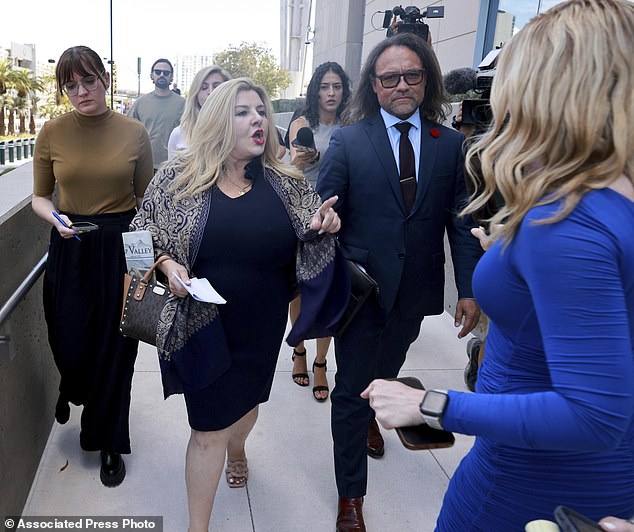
[{"xmin": 395, "ymin": 122, "xmax": 416, "ymax": 213}]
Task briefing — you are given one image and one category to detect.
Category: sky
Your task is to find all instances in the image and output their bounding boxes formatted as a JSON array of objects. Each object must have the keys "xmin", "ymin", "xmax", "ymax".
[
  {"xmin": 499, "ymin": 0, "xmax": 567, "ymax": 29},
  {"xmin": 7, "ymin": 0, "xmax": 282, "ymax": 94}
]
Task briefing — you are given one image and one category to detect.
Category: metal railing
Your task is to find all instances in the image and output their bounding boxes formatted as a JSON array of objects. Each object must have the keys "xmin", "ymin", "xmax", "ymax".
[{"xmin": 0, "ymin": 253, "xmax": 48, "ymax": 363}]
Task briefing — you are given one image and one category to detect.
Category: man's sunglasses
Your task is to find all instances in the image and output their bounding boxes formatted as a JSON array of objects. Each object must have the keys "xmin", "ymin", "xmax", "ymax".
[
  {"xmin": 153, "ymin": 69, "xmax": 172, "ymax": 77},
  {"xmin": 373, "ymin": 69, "xmax": 425, "ymax": 89}
]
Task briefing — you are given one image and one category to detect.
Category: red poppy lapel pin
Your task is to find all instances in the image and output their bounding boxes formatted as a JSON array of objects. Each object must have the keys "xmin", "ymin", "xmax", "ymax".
[{"xmin": 430, "ymin": 128, "xmax": 440, "ymax": 138}]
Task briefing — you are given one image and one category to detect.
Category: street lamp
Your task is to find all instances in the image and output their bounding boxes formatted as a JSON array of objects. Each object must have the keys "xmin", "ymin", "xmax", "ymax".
[{"xmin": 109, "ymin": 0, "xmax": 114, "ymax": 110}]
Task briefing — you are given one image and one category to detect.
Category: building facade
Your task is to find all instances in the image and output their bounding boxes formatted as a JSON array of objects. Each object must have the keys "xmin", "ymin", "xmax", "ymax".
[
  {"xmin": 279, "ymin": 0, "xmax": 313, "ymax": 96},
  {"xmin": 310, "ymin": 0, "xmax": 568, "ymax": 88},
  {"xmin": 173, "ymin": 54, "xmax": 215, "ymax": 95}
]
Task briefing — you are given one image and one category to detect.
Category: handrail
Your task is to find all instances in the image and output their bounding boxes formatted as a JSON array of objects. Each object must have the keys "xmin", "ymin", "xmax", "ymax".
[{"xmin": 0, "ymin": 253, "xmax": 48, "ymax": 330}]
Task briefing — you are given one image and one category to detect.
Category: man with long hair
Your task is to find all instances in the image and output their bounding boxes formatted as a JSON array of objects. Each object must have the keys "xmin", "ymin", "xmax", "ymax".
[{"xmin": 317, "ymin": 32, "xmax": 482, "ymax": 531}]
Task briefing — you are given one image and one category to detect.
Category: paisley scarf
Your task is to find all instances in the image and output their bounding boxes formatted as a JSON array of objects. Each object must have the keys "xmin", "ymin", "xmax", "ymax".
[{"xmin": 130, "ymin": 157, "xmax": 348, "ymax": 396}]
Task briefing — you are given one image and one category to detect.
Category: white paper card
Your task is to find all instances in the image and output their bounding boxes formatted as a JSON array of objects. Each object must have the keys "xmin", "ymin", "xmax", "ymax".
[{"xmin": 172, "ymin": 273, "xmax": 226, "ymax": 304}]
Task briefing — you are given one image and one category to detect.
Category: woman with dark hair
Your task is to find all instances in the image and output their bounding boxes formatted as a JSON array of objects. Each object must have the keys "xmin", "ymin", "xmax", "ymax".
[
  {"xmin": 32, "ymin": 45, "xmax": 154, "ymax": 487},
  {"xmin": 287, "ymin": 61, "xmax": 351, "ymax": 401}
]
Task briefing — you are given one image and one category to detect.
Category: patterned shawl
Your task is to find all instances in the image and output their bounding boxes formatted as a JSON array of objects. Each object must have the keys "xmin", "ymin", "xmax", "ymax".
[{"xmin": 130, "ymin": 157, "xmax": 348, "ymax": 397}]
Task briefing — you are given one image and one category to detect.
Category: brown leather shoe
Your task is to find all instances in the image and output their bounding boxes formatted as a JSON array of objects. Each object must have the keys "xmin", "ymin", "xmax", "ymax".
[
  {"xmin": 336, "ymin": 497, "xmax": 366, "ymax": 532},
  {"xmin": 367, "ymin": 418, "xmax": 384, "ymax": 458}
]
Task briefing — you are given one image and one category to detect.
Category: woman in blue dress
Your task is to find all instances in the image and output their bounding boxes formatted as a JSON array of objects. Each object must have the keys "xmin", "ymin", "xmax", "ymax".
[{"xmin": 362, "ymin": 1, "xmax": 634, "ymax": 529}]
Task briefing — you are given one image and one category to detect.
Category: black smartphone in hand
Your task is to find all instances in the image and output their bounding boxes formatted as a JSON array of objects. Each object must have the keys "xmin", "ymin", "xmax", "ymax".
[
  {"xmin": 391, "ymin": 376, "xmax": 455, "ymax": 450},
  {"xmin": 555, "ymin": 506, "xmax": 603, "ymax": 532},
  {"xmin": 70, "ymin": 221, "xmax": 98, "ymax": 232}
]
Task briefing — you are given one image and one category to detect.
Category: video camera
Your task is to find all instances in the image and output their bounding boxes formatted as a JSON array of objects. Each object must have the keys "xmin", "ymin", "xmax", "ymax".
[
  {"xmin": 444, "ymin": 48, "xmax": 501, "ymax": 134},
  {"xmin": 382, "ymin": 5, "xmax": 445, "ymax": 42},
  {"xmin": 463, "ymin": 49, "xmax": 499, "ymax": 131}
]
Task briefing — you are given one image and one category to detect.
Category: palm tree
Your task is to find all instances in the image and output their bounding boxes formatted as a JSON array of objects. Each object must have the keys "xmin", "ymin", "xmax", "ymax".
[
  {"xmin": 37, "ymin": 69, "xmax": 72, "ymax": 121},
  {"xmin": 14, "ymin": 96, "xmax": 30, "ymax": 135},
  {"xmin": 29, "ymin": 94, "xmax": 40, "ymax": 134},
  {"xmin": 0, "ymin": 59, "xmax": 14, "ymax": 137},
  {"xmin": 5, "ymin": 93, "xmax": 16, "ymax": 136},
  {"xmin": 12, "ymin": 69, "xmax": 42, "ymax": 135}
]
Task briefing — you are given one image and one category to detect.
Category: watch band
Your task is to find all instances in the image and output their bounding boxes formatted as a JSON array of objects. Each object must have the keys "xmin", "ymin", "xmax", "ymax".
[{"xmin": 419, "ymin": 389, "xmax": 448, "ymax": 430}]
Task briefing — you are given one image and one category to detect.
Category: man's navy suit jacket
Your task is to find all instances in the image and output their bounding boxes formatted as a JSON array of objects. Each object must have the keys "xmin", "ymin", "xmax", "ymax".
[{"xmin": 317, "ymin": 110, "xmax": 483, "ymax": 321}]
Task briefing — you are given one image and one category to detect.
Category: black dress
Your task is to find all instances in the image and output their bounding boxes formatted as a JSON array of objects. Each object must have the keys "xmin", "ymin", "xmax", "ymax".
[
  {"xmin": 183, "ymin": 176, "xmax": 297, "ymax": 431},
  {"xmin": 43, "ymin": 210, "xmax": 138, "ymax": 454}
]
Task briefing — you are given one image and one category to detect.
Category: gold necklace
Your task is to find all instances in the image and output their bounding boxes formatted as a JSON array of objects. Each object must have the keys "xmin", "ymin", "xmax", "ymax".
[{"xmin": 226, "ymin": 177, "xmax": 252, "ymax": 196}]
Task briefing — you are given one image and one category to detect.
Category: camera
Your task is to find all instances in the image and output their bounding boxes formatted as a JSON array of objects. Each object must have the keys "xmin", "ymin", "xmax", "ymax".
[
  {"xmin": 382, "ymin": 5, "xmax": 445, "ymax": 42},
  {"xmin": 461, "ymin": 48, "xmax": 500, "ymax": 133}
]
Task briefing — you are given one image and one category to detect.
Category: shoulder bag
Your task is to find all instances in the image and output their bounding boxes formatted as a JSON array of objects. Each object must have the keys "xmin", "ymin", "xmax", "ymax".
[
  {"xmin": 335, "ymin": 259, "xmax": 379, "ymax": 337},
  {"xmin": 120, "ymin": 255, "xmax": 172, "ymax": 346}
]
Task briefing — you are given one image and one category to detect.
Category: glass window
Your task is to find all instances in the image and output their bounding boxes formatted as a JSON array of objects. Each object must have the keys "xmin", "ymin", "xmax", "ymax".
[{"xmin": 494, "ymin": 0, "xmax": 566, "ymax": 48}]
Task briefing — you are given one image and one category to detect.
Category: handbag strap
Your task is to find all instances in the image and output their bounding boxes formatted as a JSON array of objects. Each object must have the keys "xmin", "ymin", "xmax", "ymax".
[
  {"xmin": 133, "ymin": 255, "xmax": 172, "ymax": 302},
  {"xmin": 141, "ymin": 254, "xmax": 172, "ymax": 284}
]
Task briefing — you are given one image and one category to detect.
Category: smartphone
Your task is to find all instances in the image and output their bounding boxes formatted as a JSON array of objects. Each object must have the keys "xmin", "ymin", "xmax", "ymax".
[
  {"xmin": 554, "ymin": 506, "xmax": 602, "ymax": 532},
  {"xmin": 70, "ymin": 221, "xmax": 98, "ymax": 232},
  {"xmin": 390, "ymin": 376, "xmax": 455, "ymax": 450}
]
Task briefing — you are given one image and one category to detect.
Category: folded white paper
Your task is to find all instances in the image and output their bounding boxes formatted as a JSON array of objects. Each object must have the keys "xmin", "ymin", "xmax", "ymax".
[{"xmin": 172, "ymin": 273, "xmax": 227, "ymax": 304}]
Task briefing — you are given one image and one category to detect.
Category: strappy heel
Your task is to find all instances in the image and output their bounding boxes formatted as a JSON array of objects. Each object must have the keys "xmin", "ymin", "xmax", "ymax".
[
  {"xmin": 225, "ymin": 458, "xmax": 248, "ymax": 488},
  {"xmin": 292, "ymin": 348, "xmax": 309, "ymax": 387},
  {"xmin": 312, "ymin": 360, "xmax": 329, "ymax": 402}
]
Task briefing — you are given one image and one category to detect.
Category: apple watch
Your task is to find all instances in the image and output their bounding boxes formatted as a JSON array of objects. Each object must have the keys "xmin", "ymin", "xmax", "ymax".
[{"xmin": 419, "ymin": 389, "xmax": 449, "ymax": 430}]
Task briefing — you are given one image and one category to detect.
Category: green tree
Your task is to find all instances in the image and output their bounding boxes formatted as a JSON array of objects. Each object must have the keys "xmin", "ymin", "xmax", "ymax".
[
  {"xmin": 12, "ymin": 69, "xmax": 42, "ymax": 134},
  {"xmin": 38, "ymin": 70, "xmax": 73, "ymax": 120},
  {"xmin": 214, "ymin": 42, "xmax": 291, "ymax": 99},
  {"xmin": 0, "ymin": 62, "xmax": 45, "ymax": 137},
  {"xmin": 0, "ymin": 59, "xmax": 17, "ymax": 137},
  {"xmin": 29, "ymin": 94, "xmax": 40, "ymax": 134},
  {"xmin": 5, "ymin": 93, "xmax": 16, "ymax": 136}
]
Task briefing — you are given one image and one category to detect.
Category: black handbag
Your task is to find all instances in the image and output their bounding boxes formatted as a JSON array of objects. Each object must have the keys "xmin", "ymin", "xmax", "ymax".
[
  {"xmin": 120, "ymin": 256, "xmax": 171, "ymax": 345},
  {"xmin": 335, "ymin": 259, "xmax": 379, "ymax": 337}
]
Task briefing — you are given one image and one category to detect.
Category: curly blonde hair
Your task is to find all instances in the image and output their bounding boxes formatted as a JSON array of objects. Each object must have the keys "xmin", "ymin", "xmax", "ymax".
[
  {"xmin": 463, "ymin": 0, "xmax": 634, "ymax": 243},
  {"xmin": 166, "ymin": 78, "xmax": 301, "ymax": 199}
]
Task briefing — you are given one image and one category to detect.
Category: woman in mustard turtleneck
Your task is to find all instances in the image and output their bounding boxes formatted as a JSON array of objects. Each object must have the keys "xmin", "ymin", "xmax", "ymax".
[{"xmin": 31, "ymin": 46, "xmax": 153, "ymax": 488}]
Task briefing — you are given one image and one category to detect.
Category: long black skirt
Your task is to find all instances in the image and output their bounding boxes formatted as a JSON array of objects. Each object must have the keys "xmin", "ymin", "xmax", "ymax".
[{"xmin": 43, "ymin": 210, "xmax": 138, "ymax": 454}]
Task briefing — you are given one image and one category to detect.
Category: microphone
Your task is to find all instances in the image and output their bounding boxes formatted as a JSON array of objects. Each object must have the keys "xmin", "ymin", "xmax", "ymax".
[
  {"xmin": 293, "ymin": 127, "xmax": 316, "ymax": 150},
  {"xmin": 443, "ymin": 67, "xmax": 477, "ymax": 95}
]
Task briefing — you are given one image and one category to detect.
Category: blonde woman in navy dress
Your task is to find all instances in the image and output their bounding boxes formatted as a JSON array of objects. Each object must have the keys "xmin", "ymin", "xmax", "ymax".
[{"xmin": 132, "ymin": 78, "xmax": 347, "ymax": 531}]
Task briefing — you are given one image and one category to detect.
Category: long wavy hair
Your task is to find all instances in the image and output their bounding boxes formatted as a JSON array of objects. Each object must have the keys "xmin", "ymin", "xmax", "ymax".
[
  {"xmin": 344, "ymin": 32, "xmax": 450, "ymax": 125},
  {"xmin": 166, "ymin": 78, "xmax": 302, "ymax": 199},
  {"xmin": 302, "ymin": 62, "xmax": 351, "ymax": 129},
  {"xmin": 463, "ymin": 0, "xmax": 634, "ymax": 244},
  {"xmin": 179, "ymin": 65, "xmax": 231, "ymax": 143}
]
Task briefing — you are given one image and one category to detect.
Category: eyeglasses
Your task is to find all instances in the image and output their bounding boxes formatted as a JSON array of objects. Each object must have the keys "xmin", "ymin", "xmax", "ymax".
[
  {"xmin": 153, "ymin": 69, "xmax": 172, "ymax": 77},
  {"xmin": 62, "ymin": 74, "xmax": 103, "ymax": 96},
  {"xmin": 373, "ymin": 69, "xmax": 425, "ymax": 89}
]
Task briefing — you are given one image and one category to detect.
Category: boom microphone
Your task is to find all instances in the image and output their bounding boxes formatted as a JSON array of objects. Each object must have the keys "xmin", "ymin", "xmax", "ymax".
[
  {"xmin": 443, "ymin": 67, "xmax": 477, "ymax": 95},
  {"xmin": 294, "ymin": 127, "xmax": 316, "ymax": 150}
]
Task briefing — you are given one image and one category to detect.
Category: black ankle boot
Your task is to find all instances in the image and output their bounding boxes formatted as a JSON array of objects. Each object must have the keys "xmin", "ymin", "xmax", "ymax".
[
  {"xmin": 100, "ymin": 451, "xmax": 126, "ymax": 487},
  {"xmin": 55, "ymin": 393, "xmax": 70, "ymax": 424}
]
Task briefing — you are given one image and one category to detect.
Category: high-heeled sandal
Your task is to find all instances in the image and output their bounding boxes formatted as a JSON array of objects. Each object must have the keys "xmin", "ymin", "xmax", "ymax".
[
  {"xmin": 312, "ymin": 360, "xmax": 329, "ymax": 402},
  {"xmin": 292, "ymin": 348, "xmax": 309, "ymax": 387},
  {"xmin": 225, "ymin": 458, "xmax": 248, "ymax": 488}
]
